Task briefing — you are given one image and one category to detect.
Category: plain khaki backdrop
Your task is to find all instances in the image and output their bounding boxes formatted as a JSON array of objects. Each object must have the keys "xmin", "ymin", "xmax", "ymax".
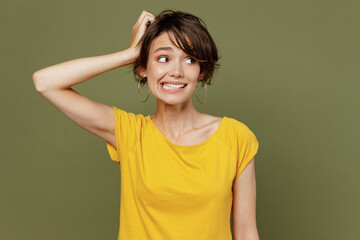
[{"xmin": 1, "ymin": 0, "xmax": 359, "ymax": 239}]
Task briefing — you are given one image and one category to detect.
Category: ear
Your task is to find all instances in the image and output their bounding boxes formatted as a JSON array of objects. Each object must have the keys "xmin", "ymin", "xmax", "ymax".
[{"xmin": 138, "ymin": 67, "xmax": 147, "ymax": 78}]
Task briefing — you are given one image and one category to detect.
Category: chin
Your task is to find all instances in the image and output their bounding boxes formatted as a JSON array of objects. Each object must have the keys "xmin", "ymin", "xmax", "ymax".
[{"xmin": 156, "ymin": 96, "xmax": 193, "ymax": 106}]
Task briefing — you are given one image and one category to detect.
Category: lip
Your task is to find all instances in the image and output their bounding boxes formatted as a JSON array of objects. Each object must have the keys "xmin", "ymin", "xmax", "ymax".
[{"xmin": 160, "ymin": 81, "xmax": 188, "ymax": 85}]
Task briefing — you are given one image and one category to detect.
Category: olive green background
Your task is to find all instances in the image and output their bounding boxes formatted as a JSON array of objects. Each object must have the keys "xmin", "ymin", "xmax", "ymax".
[{"xmin": 1, "ymin": 0, "xmax": 359, "ymax": 239}]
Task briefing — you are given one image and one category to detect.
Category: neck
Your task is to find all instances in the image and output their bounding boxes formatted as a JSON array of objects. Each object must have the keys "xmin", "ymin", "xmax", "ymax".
[{"xmin": 150, "ymin": 99, "xmax": 202, "ymax": 137}]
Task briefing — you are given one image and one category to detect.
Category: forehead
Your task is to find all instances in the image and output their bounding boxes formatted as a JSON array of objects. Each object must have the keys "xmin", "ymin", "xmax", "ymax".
[{"xmin": 149, "ymin": 32, "xmax": 193, "ymax": 54}]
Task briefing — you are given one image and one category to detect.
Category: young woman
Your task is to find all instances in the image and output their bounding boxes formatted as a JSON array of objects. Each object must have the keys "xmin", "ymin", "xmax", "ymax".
[{"xmin": 33, "ymin": 9, "xmax": 260, "ymax": 240}]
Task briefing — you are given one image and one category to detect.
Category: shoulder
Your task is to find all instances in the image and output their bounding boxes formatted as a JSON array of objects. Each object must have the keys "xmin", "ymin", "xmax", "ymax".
[
  {"xmin": 223, "ymin": 116, "xmax": 258, "ymax": 141},
  {"xmin": 225, "ymin": 116, "xmax": 252, "ymax": 131},
  {"xmin": 112, "ymin": 106, "xmax": 146, "ymax": 120},
  {"xmin": 111, "ymin": 106, "xmax": 148, "ymax": 135}
]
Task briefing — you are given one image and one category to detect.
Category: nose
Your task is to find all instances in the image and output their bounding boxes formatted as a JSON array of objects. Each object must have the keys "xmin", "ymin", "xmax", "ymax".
[{"xmin": 169, "ymin": 59, "xmax": 184, "ymax": 78}]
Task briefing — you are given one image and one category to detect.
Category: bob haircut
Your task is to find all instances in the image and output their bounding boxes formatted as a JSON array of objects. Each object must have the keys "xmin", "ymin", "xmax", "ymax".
[{"xmin": 132, "ymin": 10, "xmax": 220, "ymax": 87}]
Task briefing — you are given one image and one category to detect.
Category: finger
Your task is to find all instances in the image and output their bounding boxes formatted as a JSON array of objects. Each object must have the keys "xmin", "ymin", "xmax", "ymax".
[
  {"xmin": 138, "ymin": 16, "xmax": 154, "ymax": 33},
  {"xmin": 136, "ymin": 15, "xmax": 154, "ymax": 32},
  {"xmin": 144, "ymin": 15, "xmax": 156, "ymax": 29},
  {"xmin": 140, "ymin": 13, "xmax": 155, "ymax": 25},
  {"xmin": 137, "ymin": 10, "xmax": 154, "ymax": 25},
  {"xmin": 142, "ymin": 10, "xmax": 154, "ymax": 18},
  {"xmin": 130, "ymin": 14, "xmax": 154, "ymax": 47},
  {"xmin": 133, "ymin": 10, "xmax": 149, "ymax": 28},
  {"xmin": 144, "ymin": 15, "xmax": 155, "ymax": 25}
]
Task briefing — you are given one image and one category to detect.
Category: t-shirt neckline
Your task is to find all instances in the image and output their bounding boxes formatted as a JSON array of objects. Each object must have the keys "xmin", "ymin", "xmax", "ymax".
[{"xmin": 146, "ymin": 115, "xmax": 227, "ymax": 148}]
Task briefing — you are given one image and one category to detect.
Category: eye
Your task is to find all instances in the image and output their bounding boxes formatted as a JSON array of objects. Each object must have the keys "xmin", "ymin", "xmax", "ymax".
[
  {"xmin": 185, "ymin": 57, "xmax": 196, "ymax": 64},
  {"xmin": 158, "ymin": 56, "xmax": 168, "ymax": 63}
]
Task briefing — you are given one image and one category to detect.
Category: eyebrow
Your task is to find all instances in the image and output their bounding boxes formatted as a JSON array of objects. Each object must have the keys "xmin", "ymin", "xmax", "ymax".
[{"xmin": 153, "ymin": 47, "xmax": 173, "ymax": 54}]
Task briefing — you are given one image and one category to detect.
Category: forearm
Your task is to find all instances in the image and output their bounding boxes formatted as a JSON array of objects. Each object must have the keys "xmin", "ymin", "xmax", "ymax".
[{"xmin": 33, "ymin": 48, "xmax": 137, "ymax": 92}]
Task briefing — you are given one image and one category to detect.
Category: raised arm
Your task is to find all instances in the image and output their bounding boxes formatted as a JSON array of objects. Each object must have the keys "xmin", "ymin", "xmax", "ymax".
[{"xmin": 32, "ymin": 10, "xmax": 155, "ymax": 148}]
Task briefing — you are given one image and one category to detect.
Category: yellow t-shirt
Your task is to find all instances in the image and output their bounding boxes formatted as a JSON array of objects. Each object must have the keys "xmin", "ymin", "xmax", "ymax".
[{"xmin": 106, "ymin": 106, "xmax": 259, "ymax": 240}]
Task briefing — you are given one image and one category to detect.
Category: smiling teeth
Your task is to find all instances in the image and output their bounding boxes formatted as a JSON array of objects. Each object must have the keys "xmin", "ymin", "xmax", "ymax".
[{"xmin": 162, "ymin": 83, "xmax": 186, "ymax": 89}]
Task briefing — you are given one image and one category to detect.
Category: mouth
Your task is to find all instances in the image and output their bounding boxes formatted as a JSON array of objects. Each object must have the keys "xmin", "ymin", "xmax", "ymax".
[{"xmin": 160, "ymin": 82, "xmax": 188, "ymax": 89}]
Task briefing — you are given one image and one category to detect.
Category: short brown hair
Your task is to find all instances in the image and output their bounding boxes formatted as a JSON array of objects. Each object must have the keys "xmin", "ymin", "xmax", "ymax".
[{"xmin": 132, "ymin": 10, "xmax": 220, "ymax": 87}]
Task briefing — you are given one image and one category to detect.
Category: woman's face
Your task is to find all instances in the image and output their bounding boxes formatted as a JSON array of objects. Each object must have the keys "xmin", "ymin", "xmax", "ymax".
[{"xmin": 139, "ymin": 32, "xmax": 203, "ymax": 105}]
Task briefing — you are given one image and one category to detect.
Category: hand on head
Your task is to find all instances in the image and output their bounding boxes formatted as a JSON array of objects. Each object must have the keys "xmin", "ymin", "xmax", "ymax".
[{"xmin": 129, "ymin": 10, "xmax": 155, "ymax": 56}]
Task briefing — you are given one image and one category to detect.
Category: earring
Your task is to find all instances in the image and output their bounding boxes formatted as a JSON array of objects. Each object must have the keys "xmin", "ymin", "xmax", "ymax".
[
  {"xmin": 195, "ymin": 80, "xmax": 207, "ymax": 104},
  {"xmin": 137, "ymin": 77, "xmax": 150, "ymax": 103}
]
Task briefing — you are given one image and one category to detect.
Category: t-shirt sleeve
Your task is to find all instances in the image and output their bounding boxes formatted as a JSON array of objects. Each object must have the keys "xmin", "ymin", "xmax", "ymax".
[
  {"xmin": 234, "ymin": 125, "xmax": 259, "ymax": 181},
  {"xmin": 105, "ymin": 106, "xmax": 138, "ymax": 163}
]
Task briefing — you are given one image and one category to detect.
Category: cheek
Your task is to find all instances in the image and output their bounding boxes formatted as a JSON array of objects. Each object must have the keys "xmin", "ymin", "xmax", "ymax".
[
  {"xmin": 147, "ymin": 63, "xmax": 167, "ymax": 78},
  {"xmin": 189, "ymin": 67, "xmax": 201, "ymax": 80}
]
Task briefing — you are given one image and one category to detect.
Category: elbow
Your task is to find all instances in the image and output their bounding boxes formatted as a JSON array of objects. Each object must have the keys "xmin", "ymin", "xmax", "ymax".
[{"xmin": 32, "ymin": 70, "xmax": 46, "ymax": 93}]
